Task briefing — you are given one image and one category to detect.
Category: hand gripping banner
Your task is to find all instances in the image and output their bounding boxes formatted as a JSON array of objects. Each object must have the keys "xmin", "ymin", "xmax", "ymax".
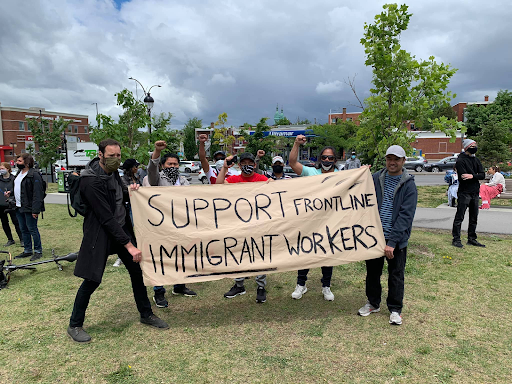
[{"xmin": 130, "ymin": 167, "xmax": 385, "ymax": 286}]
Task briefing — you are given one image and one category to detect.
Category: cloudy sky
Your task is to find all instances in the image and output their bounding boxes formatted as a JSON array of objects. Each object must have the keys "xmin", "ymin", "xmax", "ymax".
[{"xmin": 1, "ymin": 0, "xmax": 511, "ymax": 128}]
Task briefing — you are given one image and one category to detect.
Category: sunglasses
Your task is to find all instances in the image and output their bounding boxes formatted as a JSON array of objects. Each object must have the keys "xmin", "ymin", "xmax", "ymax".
[{"xmin": 321, "ymin": 155, "xmax": 335, "ymax": 161}]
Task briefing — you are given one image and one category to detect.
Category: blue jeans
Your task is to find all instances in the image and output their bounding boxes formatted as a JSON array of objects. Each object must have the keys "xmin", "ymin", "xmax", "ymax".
[{"xmin": 16, "ymin": 210, "xmax": 42, "ymax": 254}]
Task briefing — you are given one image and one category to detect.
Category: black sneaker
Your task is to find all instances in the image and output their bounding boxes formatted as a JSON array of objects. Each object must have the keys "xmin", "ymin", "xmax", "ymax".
[
  {"xmin": 224, "ymin": 284, "xmax": 246, "ymax": 299},
  {"xmin": 256, "ymin": 287, "xmax": 267, "ymax": 303},
  {"xmin": 4, "ymin": 240, "xmax": 15, "ymax": 247},
  {"xmin": 153, "ymin": 291, "xmax": 168, "ymax": 308},
  {"xmin": 140, "ymin": 314, "xmax": 169, "ymax": 329},
  {"xmin": 467, "ymin": 240, "xmax": 485, "ymax": 247},
  {"xmin": 15, "ymin": 252, "xmax": 32, "ymax": 259},
  {"xmin": 67, "ymin": 326, "xmax": 91, "ymax": 343},
  {"xmin": 452, "ymin": 240, "xmax": 463, "ymax": 248},
  {"xmin": 30, "ymin": 253, "xmax": 42, "ymax": 261},
  {"xmin": 172, "ymin": 286, "xmax": 197, "ymax": 297}
]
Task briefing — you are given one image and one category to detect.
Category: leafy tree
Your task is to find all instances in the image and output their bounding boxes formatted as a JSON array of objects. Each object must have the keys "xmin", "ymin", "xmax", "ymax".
[
  {"xmin": 296, "ymin": 118, "xmax": 312, "ymax": 125},
  {"xmin": 240, "ymin": 118, "xmax": 274, "ymax": 167},
  {"xmin": 275, "ymin": 116, "xmax": 292, "ymax": 126},
  {"xmin": 477, "ymin": 118, "xmax": 512, "ymax": 167},
  {"xmin": 27, "ymin": 117, "xmax": 70, "ymax": 169},
  {"xmin": 465, "ymin": 90, "xmax": 512, "ymax": 137},
  {"xmin": 212, "ymin": 113, "xmax": 236, "ymax": 154},
  {"xmin": 183, "ymin": 117, "xmax": 202, "ymax": 160},
  {"xmin": 309, "ymin": 121, "xmax": 359, "ymax": 158},
  {"xmin": 357, "ymin": 3, "xmax": 459, "ymax": 166}
]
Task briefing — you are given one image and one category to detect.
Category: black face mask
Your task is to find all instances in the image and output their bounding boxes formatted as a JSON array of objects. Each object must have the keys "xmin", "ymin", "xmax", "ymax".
[
  {"xmin": 272, "ymin": 165, "xmax": 284, "ymax": 174},
  {"xmin": 321, "ymin": 161, "xmax": 334, "ymax": 171},
  {"xmin": 17, "ymin": 163, "xmax": 26, "ymax": 170},
  {"xmin": 467, "ymin": 147, "xmax": 478, "ymax": 154}
]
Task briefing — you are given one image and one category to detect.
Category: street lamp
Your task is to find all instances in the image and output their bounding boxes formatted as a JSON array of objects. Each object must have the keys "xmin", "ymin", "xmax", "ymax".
[{"xmin": 128, "ymin": 77, "xmax": 161, "ymax": 136}]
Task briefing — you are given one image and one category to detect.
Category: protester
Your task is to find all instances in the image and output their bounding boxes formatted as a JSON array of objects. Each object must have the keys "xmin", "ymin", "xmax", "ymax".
[
  {"xmin": 121, "ymin": 158, "xmax": 141, "ymax": 187},
  {"xmin": 216, "ymin": 152, "xmax": 269, "ymax": 303},
  {"xmin": 8, "ymin": 154, "xmax": 45, "ymax": 261},
  {"xmin": 68, "ymin": 139, "xmax": 168, "ymax": 343},
  {"xmin": 288, "ymin": 134, "xmax": 338, "ymax": 301},
  {"xmin": 445, "ymin": 166, "xmax": 459, "ymax": 207},
  {"xmin": 144, "ymin": 140, "xmax": 197, "ymax": 308},
  {"xmin": 344, "ymin": 151, "xmax": 362, "ymax": 170},
  {"xmin": 0, "ymin": 162, "xmax": 23, "ymax": 247},
  {"xmin": 452, "ymin": 139, "xmax": 486, "ymax": 248},
  {"xmin": 358, "ymin": 145, "xmax": 417, "ymax": 326},
  {"xmin": 480, "ymin": 166, "xmax": 506, "ymax": 209},
  {"xmin": 198, "ymin": 134, "xmax": 240, "ymax": 184},
  {"xmin": 263, "ymin": 156, "xmax": 292, "ymax": 180}
]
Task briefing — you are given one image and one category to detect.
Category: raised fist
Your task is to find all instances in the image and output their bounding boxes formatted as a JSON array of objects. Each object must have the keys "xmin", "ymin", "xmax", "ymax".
[
  {"xmin": 198, "ymin": 134, "xmax": 208, "ymax": 143},
  {"xmin": 154, "ymin": 141, "xmax": 167, "ymax": 151},
  {"xmin": 295, "ymin": 135, "xmax": 307, "ymax": 145},
  {"xmin": 256, "ymin": 150, "xmax": 265, "ymax": 158}
]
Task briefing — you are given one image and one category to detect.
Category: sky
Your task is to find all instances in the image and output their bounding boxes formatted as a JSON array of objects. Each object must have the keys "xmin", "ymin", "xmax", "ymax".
[{"xmin": 1, "ymin": 0, "xmax": 511, "ymax": 129}]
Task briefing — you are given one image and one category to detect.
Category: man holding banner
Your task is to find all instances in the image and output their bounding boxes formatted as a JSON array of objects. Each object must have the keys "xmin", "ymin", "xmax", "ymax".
[
  {"xmin": 288, "ymin": 134, "xmax": 339, "ymax": 301},
  {"xmin": 358, "ymin": 145, "xmax": 417, "ymax": 326}
]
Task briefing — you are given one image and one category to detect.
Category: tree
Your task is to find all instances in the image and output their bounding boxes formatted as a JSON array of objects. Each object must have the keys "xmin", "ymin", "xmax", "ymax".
[
  {"xmin": 275, "ymin": 116, "xmax": 291, "ymax": 125},
  {"xmin": 310, "ymin": 121, "xmax": 359, "ymax": 158},
  {"xmin": 477, "ymin": 118, "xmax": 512, "ymax": 166},
  {"xmin": 296, "ymin": 117, "xmax": 311, "ymax": 125},
  {"xmin": 240, "ymin": 118, "xmax": 274, "ymax": 167},
  {"xmin": 149, "ymin": 112, "xmax": 180, "ymax": 155},
  {"xmin": 213, "ymin": 113, "xmax": 236, "ymax": 154},
  {"xmin": 465, "ymin": 90, "xmax": 512, "ymax": 137},
  {"xmin": 183, "ymin": 117, "xmax": 202, "ymax": 160},
  {"xmin": 357, "ymin": 3, "xmax": 459, "ymax": 166},
  {"xmin": 27, "ymin": 117, "xmax": 70, "ymax": 169}
]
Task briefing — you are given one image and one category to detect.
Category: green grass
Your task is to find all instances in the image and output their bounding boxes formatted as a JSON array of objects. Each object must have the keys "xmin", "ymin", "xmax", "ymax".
[
  {"xmin": 1, "ymin": 205, "xmax": 512, "ymax": 383},
  {"xmin": 417, "ymin": 185, "xmax": 512, "ymax": 208}
]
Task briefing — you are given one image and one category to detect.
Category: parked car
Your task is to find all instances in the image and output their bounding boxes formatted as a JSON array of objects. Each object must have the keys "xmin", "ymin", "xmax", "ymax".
[
  {"xmin": 179, "ymin": 161, "xmax": 201, "ymax": 173},
  {"xmin": 404, "ymin": 156, "xmax": 428, "ymax": 172},
  {"xmin": 283, "ymin": 166, "xmax": 300, "ymax": 178},
  {"xmin": 423, "ymin": 155, "xmax": 459, "ymax": 173},
  {"xmin": 299, "ymin": 159, "xmax": 316, "ymax": 168}
]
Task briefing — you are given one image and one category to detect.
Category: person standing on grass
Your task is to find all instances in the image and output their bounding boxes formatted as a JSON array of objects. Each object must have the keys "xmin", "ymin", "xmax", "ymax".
[
  {"xmin": 143, "ymin": 140, "xmax": 198, "ymax": 308},
  {"xmin": 0, "ymin": 162, "xmax": 23, "ymax": 247},
  {"xmin": 68, "ymin": 139, "xmax": 168, "ymax": 343},
  {"xmin": 216, "ymin": 152, "xmax": 269, "ymax": 303},
  {"xmin": 288, "ymin": 134, "xmax": 337, "ymax": 302},
  {"xmin": 452, "ymin": 139, "xmax": 486, "ymax": 248},
  {"xmin": 9, "ymin": 154, "xmax": 44, "ymax": 261},
  {"xmin": 357, "ymin": 145, "xmax": 417, "ymax": 326}
]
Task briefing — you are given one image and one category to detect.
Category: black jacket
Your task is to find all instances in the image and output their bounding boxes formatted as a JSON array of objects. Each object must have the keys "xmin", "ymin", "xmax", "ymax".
[
  {"xmin": 0, "ymin": 174, "xmax": 15, "ymax": 207},
  {"xmin": 455, "ymin": 152, "xmax": 485, "ymax": 195},
  {"xmin": 15, "ymin": 168, "xmax": 45, "ymax": 214},
  {"xmin": 73, "ymin": 158, "xmax": 133, "ymax": 283}
]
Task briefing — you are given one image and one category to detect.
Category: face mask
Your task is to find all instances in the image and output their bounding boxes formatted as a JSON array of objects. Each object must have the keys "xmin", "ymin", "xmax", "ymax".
[
  {"xmin": 215, "ymin": 159, "xmax": 225, "ymax": 171},
  {"xmin": 17, "ymin": 163, "xmax": 26, "ymax": 170},
  {"xmin": 351, "ymin": 155, "xmax": 356, "ymax": 159},
  {"xmin": 162, "ymin": 166, "xmax": 180, "ymax": 184},
  {"xmin": 103, "ymin": 157, "xmax": 121, "ymax": 173},
  {"xmin": 321, "ymin": 161, "xmax": 334, "ymax": 171},
  {"xmin": 0, "ymin": 169, "xmax": 7, "ymax": 176},
  {"xmin": 272, "ymin": 165, "xmax": 284, "ymax": 174},
  {"xmin": 241, "ymin": 164, "xmax": 254, "ymax": 175},
  {"xmin": 467, "ymin": 147, "xmax": 478, "ymax": 154}
]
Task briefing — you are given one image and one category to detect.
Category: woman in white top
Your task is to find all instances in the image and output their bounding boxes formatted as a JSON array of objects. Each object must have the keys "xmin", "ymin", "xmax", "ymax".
[{"xmin": 480, "ymin": 166, "xmax": 506, "ymax": 209}]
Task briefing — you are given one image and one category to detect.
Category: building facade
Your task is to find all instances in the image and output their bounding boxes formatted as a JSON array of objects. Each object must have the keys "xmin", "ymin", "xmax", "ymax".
[
  {"xmin": 452, "ymin": 95, "xmax": 491, "ymax": 122},
  {"xmin": 0, "ymin": 103, "xmax": 90, "ymax": 162}
]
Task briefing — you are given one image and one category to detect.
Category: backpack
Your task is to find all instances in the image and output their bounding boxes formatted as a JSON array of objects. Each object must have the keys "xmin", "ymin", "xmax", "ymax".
[{"xmin": 67, "ymin": 173, "xmax": 87, "ymax": 217}]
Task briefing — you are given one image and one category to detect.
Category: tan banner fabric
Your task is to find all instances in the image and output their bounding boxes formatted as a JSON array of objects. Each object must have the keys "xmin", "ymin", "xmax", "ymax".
[{"xmin": 130, "ymin": 167, "xmax": 385, "ymax": 286}]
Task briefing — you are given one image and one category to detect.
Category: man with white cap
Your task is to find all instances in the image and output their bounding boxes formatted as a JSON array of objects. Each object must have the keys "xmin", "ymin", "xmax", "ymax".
[
  {"xmin": 263, "ymin": 156, "xmax": 291, "ymax": 180},
  {"xmin": 451, "ymin": 139, "xmax": 485, "ymax": 248},
  {"xmin": 358, "ymin": 145, "xmax": 417, "ymax": 326}
]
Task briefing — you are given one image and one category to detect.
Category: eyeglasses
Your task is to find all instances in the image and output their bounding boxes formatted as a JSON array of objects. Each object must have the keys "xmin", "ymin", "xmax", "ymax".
[{"xmin": 321, "ymin": 155, "xmax": 335, "ymax": 161}]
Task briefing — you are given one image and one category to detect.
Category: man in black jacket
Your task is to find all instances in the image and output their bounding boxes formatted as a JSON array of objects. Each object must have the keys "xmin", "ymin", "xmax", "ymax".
[
  {"xmin": 452, "ymin": 139, "xmax": 486, "ymax": 248},
  {"xmin": 67, "ymin": 139, "xmax": 168, "ymax": 343}
]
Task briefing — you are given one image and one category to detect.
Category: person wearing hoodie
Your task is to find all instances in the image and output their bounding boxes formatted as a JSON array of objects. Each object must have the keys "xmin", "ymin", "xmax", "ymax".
[
  {"xmin": 0, "ymin": 162, "xmax": 23, "ymax": 247},
  {"xmin": 67, "ymin": 139, "xmax": 168, "ymax": 343},
  {"xmin": 357, "ymin": 145, "xmax": 417, "ymax": 326},
  {"xmin": 344, "ymin": 151, "xmax": 361, "ymax": 170},
  {"xmin": 451, "ymin": 139, "xmax": 486, "ymax": 248},
  {"xmin": 143, "ymin": 140, "xmax": 197, "ymax": 308}
]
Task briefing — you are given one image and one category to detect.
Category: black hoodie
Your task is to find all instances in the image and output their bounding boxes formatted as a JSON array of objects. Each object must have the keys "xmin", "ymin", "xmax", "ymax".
[{"xmin": 455, "ymin": 151, "xmax": 485, "ymax": 195}]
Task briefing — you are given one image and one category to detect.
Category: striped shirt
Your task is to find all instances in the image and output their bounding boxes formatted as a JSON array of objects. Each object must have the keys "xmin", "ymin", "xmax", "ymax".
[{"xmin": 380, "ymin": 174, "xmax": 402, "ymax": 239}]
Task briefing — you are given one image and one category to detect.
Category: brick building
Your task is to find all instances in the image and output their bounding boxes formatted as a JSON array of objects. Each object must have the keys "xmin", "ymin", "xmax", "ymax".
[
  {"xmin": 328, "ymin": 108, "xmax": 362, "ymax": 125},
  {"xmin": 194, "ymin": 122, "xmax": 247, "ymax": 159},
  {"xmin": 0, "ymin": 103, "xmax": 90, "ymax": 162},
  {"xmin": 452, "ymin": 95, "xmax": 491, "ymax": 122}
]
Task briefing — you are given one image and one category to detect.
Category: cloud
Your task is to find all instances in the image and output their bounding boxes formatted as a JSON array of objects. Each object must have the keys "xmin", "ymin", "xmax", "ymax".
[
  {"xmin": 208, "ymin": 73, "xmax": 236, "ymax": 86},
  {"xmin": 316, "ymin": 80, "xmax": 343, "ymax": 94}
]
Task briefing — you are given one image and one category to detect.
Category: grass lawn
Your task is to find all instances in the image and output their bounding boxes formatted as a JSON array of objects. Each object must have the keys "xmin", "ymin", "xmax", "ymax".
[
  {"xmin": 417, "ymin": 185, "xmax": 512, "ymax": 208},
  {"xmin": 1, "ymin": 205, "xmax": 512, "ymax": 383}
]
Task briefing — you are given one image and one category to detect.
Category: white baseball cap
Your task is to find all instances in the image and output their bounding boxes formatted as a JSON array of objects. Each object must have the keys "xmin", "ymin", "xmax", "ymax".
[
  {"xmin": 385, "ymin": 145, "xmax": 406, "ymax": 158},
  {"xmin": 272, "ymin": 156, "xmax": 284, "ymax": 164}
]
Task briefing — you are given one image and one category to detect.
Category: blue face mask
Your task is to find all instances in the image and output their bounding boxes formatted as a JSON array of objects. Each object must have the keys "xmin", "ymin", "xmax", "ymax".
[{"xmin": 351, "ymin": 155, "xmax": 356, "ymax": 159}]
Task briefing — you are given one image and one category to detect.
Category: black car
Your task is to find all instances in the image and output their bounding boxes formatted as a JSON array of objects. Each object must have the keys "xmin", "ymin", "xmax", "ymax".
[
  {"xmin": 422, "ymin": 155, "xmax": 458, "ymax": 173},
  {"xmin": 283, "ymin": 166, "xmax": 300, "ymax": 178},
  {"xmin": 299, "ymin": 159, "xmax": 316, "ymax": 168},
  {"xmin": 404, "ymin": 156, "xmax": 428, "ymax": 172}
]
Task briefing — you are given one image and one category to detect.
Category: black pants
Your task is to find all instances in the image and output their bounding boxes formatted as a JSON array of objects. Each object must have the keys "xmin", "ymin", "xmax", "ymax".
[
  {"xmin": 297, "ymin": 267, "xmax": 333, "ymax": 287},
  {"xmin": 69, "ymin": 245, "xmax": 153, "ymax": 327},
  {"xmin": 365, "ymin": 247, "xmax": 407, "ymax": 314},
  {"xmin": 452, "ymin": 193, "xmax": 479, "ymax": 242},
  {"xmin": 0, "ymin": 207, "xmax": 22, "ymax": 242}
]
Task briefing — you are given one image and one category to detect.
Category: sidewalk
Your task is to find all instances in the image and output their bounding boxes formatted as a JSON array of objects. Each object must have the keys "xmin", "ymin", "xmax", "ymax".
[
  {"xmin": 413, "ymin": 204, "xmax": 512, "ymax": 235},
  {"xmin": 45, "ymin": 193, "xmax": 67, "ymax": 205}
]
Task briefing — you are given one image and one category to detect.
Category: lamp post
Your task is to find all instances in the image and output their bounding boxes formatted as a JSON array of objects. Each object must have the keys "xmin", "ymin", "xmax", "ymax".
[{"xmin": 128, "ymin": 77, "xmax": 161, "ymax": 136}]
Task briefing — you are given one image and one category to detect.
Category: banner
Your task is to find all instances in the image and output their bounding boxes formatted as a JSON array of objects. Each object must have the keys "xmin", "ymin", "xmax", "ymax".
[{"xmin": 130, "ymin": 167, "xmax": 385, "ymax": 286}]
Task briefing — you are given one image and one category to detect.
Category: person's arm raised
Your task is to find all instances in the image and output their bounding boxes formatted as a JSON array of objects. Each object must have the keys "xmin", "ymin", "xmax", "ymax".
[
  {"xmin": 289, "ymin": 135, "xmax": 305, "ymax": 175},
  {"xmin": 216, "ymin": 156, "xmax": 234, "ymax": 184},
  {"xmin": 198, "ymin": 134, "xmax": 210, "ymax": 173}
]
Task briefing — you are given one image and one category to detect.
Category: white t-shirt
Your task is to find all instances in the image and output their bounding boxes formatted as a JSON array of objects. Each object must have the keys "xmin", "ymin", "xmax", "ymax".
[
  {"xmin": 14, "ymin": 171, "xmax": 28, "ymax": 207},
  {"xmin": 206, "ymin": 167, "xmax": 240, "ymax": 184}
]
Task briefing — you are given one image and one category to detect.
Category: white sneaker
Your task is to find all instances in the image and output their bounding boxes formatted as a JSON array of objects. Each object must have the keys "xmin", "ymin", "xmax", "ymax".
[
  {"xmin": 291, "ymin": 284, "xmax": 307, "ymax": 299},
  {"xmin": 113, "ymin": 258, "xmax": 123, "ymax": 267},
  {"xmin": 389, "ymin": 312, "xmax": 402, "ymax": 325},
  {"xmin": 322, "ymin": 287, "xmax": 334, "ymax": 301},
  {"xmin": 357, "ymin": 302, "xmax": 380, "ymax": 317}
]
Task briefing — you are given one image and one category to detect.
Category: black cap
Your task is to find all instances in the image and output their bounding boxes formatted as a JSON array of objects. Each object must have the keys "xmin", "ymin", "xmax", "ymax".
[
  {"xmin": 239, "ymin": 152, "xmax": 255, "ymax": 162},
  {"xmin": 122, "ymin": 158, "xmax": 140, "ymax": 170},
  {"xmin": 213, "ymin": 151, "xmax": 226, "ymax": 159}
]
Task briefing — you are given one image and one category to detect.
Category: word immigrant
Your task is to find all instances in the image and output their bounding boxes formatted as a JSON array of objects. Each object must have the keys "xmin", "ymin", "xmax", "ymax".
[{"xmin": 130, "ymin": 167, "xmax": 386, "ymax": 286}]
